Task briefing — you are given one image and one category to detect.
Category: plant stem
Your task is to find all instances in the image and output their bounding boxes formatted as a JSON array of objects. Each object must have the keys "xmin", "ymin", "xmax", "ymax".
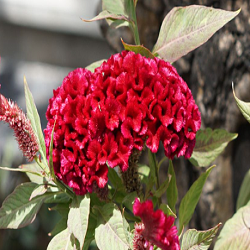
[
  {"xmin": 155, "ymin": 158, "xmax": 162, "ymax": 206},
  {"xmin": 34, "ymin": 155, "xmax": 50, "ymax": 176},
  {"xmin": 129, "ymin": 0, "xmax": 140, "ymax": 45},
  {"xmin": 53, "ymin": 177, "xmax": 75, "ymax": 199}
]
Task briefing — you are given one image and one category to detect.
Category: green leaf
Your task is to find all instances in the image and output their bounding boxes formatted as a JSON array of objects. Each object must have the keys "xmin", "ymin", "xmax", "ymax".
[
  {"xmin": 83, "ymin": 214, "xmax": 96, "ymax": 250},
  {"xmin": 233, "ymin": 83, "xmax": 250, "ymax": 123},
  {"xmin": 122, "ymin": 191, "xmax": 137, "ymax": 212},
  {"xmin": 86, "ymin": 59, "xmax": 105, "ymax": 73},
  {"xmin": 181, "ymin": 223, "xmax": 221, "ymax": 250},
  {"xmin": 94, "ymin": 203, "xmax": 130, "ymax": 250},
  {"xmin": 189, "ymin": 128, "xmax": 238, "ymax": 167},
  {"xmin": 19, "ymin": 163, "xmax": 48, "ymax": 184},
  {"xmin": 178, "ymin": 166, "xmax": 215, "ymax": 234},
  {"xmin": 0, "ymin": 164, "xmax": 44, "ymax": 181},
  {"xmin": 0, "ymin": 182, "xmax": 53, "ymax": 229},
  {"xmin": 47, "ymin": 229, "xmax": 80, "ymax": 250},
  {"xmin": 159, "ymin": 204, "xmax": 177, "ymax": 218},
  {"xmin": 49, "ymin": 122, "xmax": 56, "ymax": 180},
  {"xmin": 121, "ymin": 39, "xmax": 155, "ymax": 59},
  {"xmin": 67, "ymin": 195, "xmax": 90, "ymax": 249},
  {"xmin": 102, "ymin": 0, "xmax": 127, "ymax": 16},
  {"xmin": 153, "ymin": 174, "xmax": 171, "ymax": 198},
  {"xmin": 82, "ymin": 10, "xmax": 129, "ymax": 24},
  {"xmin": 138, "ymin": 164, "xmax": 150, "ymax": 184},
  {"xmin": 236, "ymin": 169, "xmax": 250, "ymax": 210},
  {"xmin": 146, "ymin": 150, "xmax": 158, "ymax": 197},
  {"xmin": 214, "ymin": 201, "xmax": 250, "ymax": 250},
  {"xmin": 152, "ymin": 6, "xmax": 240, "ymax": 62},
  {"xmin": 29, "ymin": 184, "xmax": 48, "ymax": 200},
  {"xmin": 166, "ymin": 160, "xmax": 178, "ymax": 214},
  {"xmin": 44, "ymin": 192, "xmax": 71, "ymax": 204},
  {"xmin": 24, "ymin": 77, "xmax": 48, "ymax": 173},
  {"xmin": 49, "ymin": 217, "xmax": 68, "ymax": 237},
  {"xmin": 49, "ymin": 204, "xmax": 69, "ymax": 237},
  {"xmin": 108, "ymin": 167, "xmax": 124, "ymax": 191}
]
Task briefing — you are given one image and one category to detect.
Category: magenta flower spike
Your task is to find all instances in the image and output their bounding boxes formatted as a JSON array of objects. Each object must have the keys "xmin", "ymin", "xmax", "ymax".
[{"xmin": 0, "ymin": 93, "xmax": 39, "ymax": 161}]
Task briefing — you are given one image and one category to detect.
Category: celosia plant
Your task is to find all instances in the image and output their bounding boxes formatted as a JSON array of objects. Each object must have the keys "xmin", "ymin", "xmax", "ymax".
[{"xmin": 0, "ymin": 1, "xmax": 241, "ymax": 250}]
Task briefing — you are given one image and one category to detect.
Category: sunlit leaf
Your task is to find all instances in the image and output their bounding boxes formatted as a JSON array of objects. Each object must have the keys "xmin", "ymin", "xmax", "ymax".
[
  {"xmin": 122, "ymin": 39, "xmax": 155, "ymax": 59},
  {"xmin": 152, "ymin": 6, "xmax": 240, "ymax": 62},
  {"xmin": 182, "ymin": 223, "xmax": 221, "ymax": 250},
  {"xmin": 190, "ymin": 128, "xmax": 238, "ymax": 167},
  {"xmin": 19, "ymin": 163, "xmax": 48, "ymax": 184},
  {"xmin": 29, "ymin": 184, "xmax": 48, "ymax": 200},
  {"xmin": 47, "ymin": 229, "xmax": 80, "ymax": 250},
  {"xmin": 214, "ymin": 201, "xmax": 250, "ymax": 250},
  {"xmin": 82, "ymin": 10, "xmax": 129, "ymax": 23},
  {"xmin": 86, "ymin": 59, "xmax": 105, "ymax": 73},
  {"xmin": 94, "ymin": 203, "xmax": 130, "ymax": 250},
  {"xmin": 233, "ymin": 83, "xmax": 250, "ymax": 124},
  {"xmin": 0, "ymin": 182, "xmax": 53, "ymax": 229},
  {"xmin": 67, "ymin": 195, "xmax": 90, "ymax": 249},
  {"xmin": 178, "ymin": 166, "xmax": 215, "ymax": 234},
  {"xmin": 24, "ymin": 77, "xmax": 48, "ymax": 172}
]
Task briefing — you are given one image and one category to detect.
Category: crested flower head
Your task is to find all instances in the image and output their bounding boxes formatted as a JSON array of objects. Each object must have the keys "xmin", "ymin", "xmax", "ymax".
[
  {"xmin": 133, "ymin": 198, "xmax": 180, "ymax": 250},
  {"xmin": 0, "ymin": 93, "xmax": 39, "ymax": 161},
  {"xmin": 44, "ymin": 51, "xmax": 201, "ymax": 195}
]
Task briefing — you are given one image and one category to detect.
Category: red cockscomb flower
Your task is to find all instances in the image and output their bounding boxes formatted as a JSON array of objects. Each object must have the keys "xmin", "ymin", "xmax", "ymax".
[
  {"xmin": 0, "ymin": 93, "xmax": 39, "ymax": 161},
  {"xmin": 95, "ymin": 51, "xmax": 201, "ymax": 159},
  {"xmin": 44, "ymin": 51, "xmax": 200, "ymax": 195},
  {"xmin": 133, "ymin": 198, "xmax": 180, "ymax": 250}
]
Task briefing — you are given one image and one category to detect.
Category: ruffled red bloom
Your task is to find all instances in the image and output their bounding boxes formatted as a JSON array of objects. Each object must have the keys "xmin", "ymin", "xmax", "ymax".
[
  {"xmin": 44, "ymin": 51, "xmax": 201, "ymax": 195},
  {"xmin": 0, "ymin": 93, "xmax": 39, "ymax": 161},
  {"xmin": 133, "ymin": 198, "xmax": 180, "ymax": 250},
  {"xmin": 95, "ymin": 51, "xmax": 201, "ymax": 159}
]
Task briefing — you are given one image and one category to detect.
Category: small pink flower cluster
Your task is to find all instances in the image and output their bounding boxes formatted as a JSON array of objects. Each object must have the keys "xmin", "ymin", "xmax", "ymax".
[
  {"xmin": 0, "ymin": 93, "xmax": 39, "ymax": 161},
  {"xmin": 44, "ymin": 51, "xmax": 201, "ymax": 195},
  {"xmin": 133, "ymin": 198, "xmax": 180, "ymax": 250}
]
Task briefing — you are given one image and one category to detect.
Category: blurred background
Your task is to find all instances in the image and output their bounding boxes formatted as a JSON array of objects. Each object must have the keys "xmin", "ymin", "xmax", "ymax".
[
  {"xmin": 0, "ymin": 0, "xmax": 111, "ymax": 249},
  {"xmin": 0, "ymin": 0, "xmax": 250, "ymax": 249}
]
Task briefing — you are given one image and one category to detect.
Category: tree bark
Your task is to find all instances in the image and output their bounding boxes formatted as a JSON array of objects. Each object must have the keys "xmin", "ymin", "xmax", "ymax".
[{"xmin": 98, "ymin": 0, "xmax": 250, "ymax": 237}]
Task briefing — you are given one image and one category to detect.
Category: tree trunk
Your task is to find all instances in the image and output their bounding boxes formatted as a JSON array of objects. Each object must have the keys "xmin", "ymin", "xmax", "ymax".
[{"xmin": 98, "ymin": 0, "xmax": 250, "ymax": 238}]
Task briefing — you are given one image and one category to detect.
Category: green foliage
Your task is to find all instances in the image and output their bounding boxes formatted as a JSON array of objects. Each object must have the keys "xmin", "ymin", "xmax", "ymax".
[
  {"xmin": 19, "ymin": 163, "xmax": 48, "ymax": 184},
  {"xmin": 49, "ymin": 204, "xmax": 69, "ymax": 237},
  {"xmin": 159, "ymin": 204, "xmax": 176, "ymax": 218},
  {"xmin": 152, "ymin": 6, "xmax": 240, "ymax": 62},
  {"xmin": 166, "ymin": 160, "xmax": 178, "ymax": 214},
  {"xmin": 214, "ymin": 201, "xmax": 250, "ymax": 250},
  {"xmin": 122, "ymin": 191, "xmax": 137, "ymax": 212},
  {"xmin": 178, "ymin": 166, "xmax": 215, "ymax": 234},
  {"xmin": 94, "ymin": 203, "xmax": 130, "ymax": 250},
  {"xmin": 86, "ymin": 59, "xmax": 106, "ymax": 73},
  {"xmin": 181, "ymin": 223, "xmax": 221, "ymax": 250},
  {"xmin": 0, "ymin": 183, "xmax": 53, "ymax": 229},
  {"xmin": 153, "ymin": 173, "xmax": 171, "ymax": 198},
  {"xmin": 237, "ymin": 169, "xmax": 250, "ymax": 210},
  {"xmin": 233, "ymin": 83, "xmax": 250, "ymax": 124},
  {"xmin": 190, "ymin": 128, "xmax": 238, "ymax": 167},
  {"xmin": 67, "ymin": 195, "xmax": 90, "ymax": 249},
  {"xmin": 121, "ymin": 39, "xmax": 155, "ymax": 58},
  {"xmin": 47, "ymin": 229, "xmax": 80, "ymax": 250},
  {"xmin": 24, "ymin": 77, "xmax": 48, "ymax": 173}
]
